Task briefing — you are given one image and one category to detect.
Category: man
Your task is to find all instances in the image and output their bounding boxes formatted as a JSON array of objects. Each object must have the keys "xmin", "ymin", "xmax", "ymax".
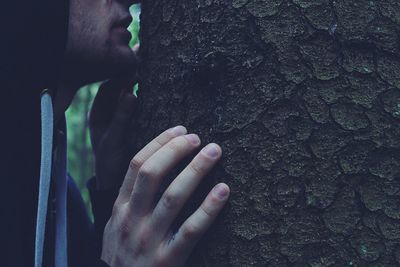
[{"xmin": 1, "ymin": 0, "xmax": 230, "ymax": 266}]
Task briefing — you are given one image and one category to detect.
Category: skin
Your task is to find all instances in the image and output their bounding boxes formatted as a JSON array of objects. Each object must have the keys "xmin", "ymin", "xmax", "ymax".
[{"xmin": 55, "ymin": 0, "xmax": 231, "ymax": 266}]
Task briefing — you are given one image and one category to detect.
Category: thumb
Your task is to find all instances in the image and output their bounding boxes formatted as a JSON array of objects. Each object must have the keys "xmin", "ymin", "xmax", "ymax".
[{"xmin": 105, "ymin": 93, "xmax": 137, "ymax": 147}]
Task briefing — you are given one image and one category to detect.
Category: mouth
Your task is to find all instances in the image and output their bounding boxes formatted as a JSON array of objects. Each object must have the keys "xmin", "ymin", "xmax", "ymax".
[
  {"xmin": 115, "ymin": 16, "xmax": 133, "ymax": 29},
  {"xmin": 113, "ymin": 16, "xmax": 133, "ymax": 43}
]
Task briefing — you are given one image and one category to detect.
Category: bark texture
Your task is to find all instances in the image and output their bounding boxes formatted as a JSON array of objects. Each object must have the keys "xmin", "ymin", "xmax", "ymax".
[{"xmin": 133, "ymin": 0, "xmax": 400, "ymax": 266}]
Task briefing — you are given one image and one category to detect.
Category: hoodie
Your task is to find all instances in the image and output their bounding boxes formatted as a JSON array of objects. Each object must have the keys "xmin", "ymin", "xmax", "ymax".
[{"xmin": 0, "ymin": 1, "xmax": 115, "ymax": 266}]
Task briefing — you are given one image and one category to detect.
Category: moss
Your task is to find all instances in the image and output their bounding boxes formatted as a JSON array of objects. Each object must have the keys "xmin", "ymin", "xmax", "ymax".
[
  {"xmin": 350, "ymin": 229, "xmax": 384, "ymax": 261},
  {"xmin": 245, "ymin": 0, "xmax": 282, "ymax": 18},
  {"xmin": 333, "ymin": 0, "xmax": 377, "ymax": 40},
  {"xmin": 322, "ymin": 188, "xmax": 360, "ymax": 235},
  {"xmin": 343, "ymin": 47, "xmax": 374, "ymax": 74},
  {"xmin": 330, "ymin": 103, "xmax": 369, "ymax": 130},
  {"xmin": 369, "ymin": 152, "xmax": 400, "ymax": 180},
  {"xmin": 231, "ymin": 0, "xmax": 248, "ymax": 8},
  {"xmin": 300, "ymin": 34, "xmax": 340, "ymax": 80},
  {"xmin": 378, "ymin": 53, "xmax": 400, "ymax": 88}
]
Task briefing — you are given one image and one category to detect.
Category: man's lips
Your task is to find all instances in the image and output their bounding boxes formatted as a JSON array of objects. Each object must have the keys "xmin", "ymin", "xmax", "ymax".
[
  {"xmin": 115, "ymin": 27, "xmax": 132, "ymax": 43},
  {"xmin": 113, "ymin": 16, "xmax": 133, "ymax": 43},
  {"xmin": 114, "ymin": 16, "xmax": 133, "ymax": 29}
]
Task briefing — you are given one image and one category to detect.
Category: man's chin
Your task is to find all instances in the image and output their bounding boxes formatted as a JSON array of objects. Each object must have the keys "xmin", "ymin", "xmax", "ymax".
[
  {"xmin": 93, "ymin": 50, "xmax": 136, "ymax": 83},
  {"xmin": 115, "ymin": 45, "xmax": 137, "ymax": 65}
]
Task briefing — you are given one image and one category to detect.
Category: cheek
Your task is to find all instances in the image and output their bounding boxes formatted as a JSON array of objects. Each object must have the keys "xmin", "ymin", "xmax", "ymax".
[
  {"xmin": 91, "ymin": 9, "xmax": 114, "ymax": 45},
  {"xmin": 81, "ymin": 16, "xmax": 111, "ymax": 52}
]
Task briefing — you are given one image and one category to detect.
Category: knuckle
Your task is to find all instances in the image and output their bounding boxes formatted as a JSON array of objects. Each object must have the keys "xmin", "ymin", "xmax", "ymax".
[
  {"xmin": 164, "ymin": 129, "xmax": 176, "ymax": 140},
  {"xmin": 167, "ymin": 136, "xmax": 186, "ymax": 152},
  {"xmin": 137, "ymin": 234, "xmax": 149, "ymax": 252},
  {"xmin": 154, "ymin": 253, "xmax": 168, "ymax": 267},
  {"xmin": 155, "ymin": 136, "xmax": 166, "ymax": 148},
  {"xmin": 112, "ymin": 201, "xmax": 129, "ymax": 217},
  {"xmin": 111, "ymin": 202, "xmax": 121, "ymax": 216},
  {"xmin": 161, "ymin": 191, "xmax": 181, "ymax": 210},
  {"xmin": 137, "ymin": 165, "xmax": 154, "ymax": 181},
  {"xmin": 112, "ymin": 203, "xmax": 133, "ymax": 242},
  {"xmin": 189, "ymin": 160, "xmax": 206, "ymax": 176},
  {"xmin": 118, "ymin": 217, "xmax": 132, "ymax": 242},
  {"xmin": 201, "ymin": 201, "xmax": 218, "ymax": 218},
  {"xmin": 103, "ymin": 220, "xmax": 112, "ymax": 235},
  {"xmin": 133, "ymin": 226, "xmax": 152, "ymax": 257},
  {"xmin": 129, "ymin": 156, "xmax": 144, "ymax": 172},
  {"xmin": 181, "ymin": 223, "xmax": 199, "ymax": 241}
]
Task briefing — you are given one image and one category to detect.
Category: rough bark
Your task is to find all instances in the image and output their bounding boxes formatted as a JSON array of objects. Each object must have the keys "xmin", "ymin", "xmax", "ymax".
[{"xmin": 132, "ymin": 0, "xmax": 400, "ymax": 266}]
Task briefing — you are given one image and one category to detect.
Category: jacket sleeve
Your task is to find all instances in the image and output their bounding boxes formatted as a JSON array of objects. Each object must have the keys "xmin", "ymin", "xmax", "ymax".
[{"xmin": 87, "ymin": 177, "xmax": 120, "ymax": 255}]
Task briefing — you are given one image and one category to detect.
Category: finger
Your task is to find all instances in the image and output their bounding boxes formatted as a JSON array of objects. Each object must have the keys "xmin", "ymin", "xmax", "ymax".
[
  {"xmin": 128, "ymin": 134, "xmax": 202, "ymax": 217},
  {"xmin": 117, "ymin": 126, "xmax": 187, "ymax": 204},
  {"xmin": 151, "ymin": 143, "xmax": 222, "ymax": 233},
  {"xmin": 104, "ymin": 93, "xmax": 136, "ymax": 147},
  {"xmin": 165, "ymin": 183, "xmax": 230, "ymax": 256}
]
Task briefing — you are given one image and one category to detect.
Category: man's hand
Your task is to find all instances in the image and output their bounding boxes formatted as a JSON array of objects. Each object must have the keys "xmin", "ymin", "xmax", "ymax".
[
  {"xmin": 89, "ymin": 46, "xmax": 139, "ymax": 191},
  {"xmin": 101, "ymin": 126, "xmax": 230, "ymax": 267}
]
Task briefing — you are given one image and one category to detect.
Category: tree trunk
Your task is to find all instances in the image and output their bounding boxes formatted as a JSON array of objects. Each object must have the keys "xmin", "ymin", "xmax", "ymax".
[{"xmin": 133, "ymin": 0, "xmax": 400, "ymax": 266}]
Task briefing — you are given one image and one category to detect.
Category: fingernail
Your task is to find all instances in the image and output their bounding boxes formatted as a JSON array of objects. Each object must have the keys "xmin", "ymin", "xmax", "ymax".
[
  {"xmin": 168, "ymin": 125, "xmax": 187, "ymax": 136},
  {"xmin": 184, "ymin": 134, "xmax": 200, "ymax": 145},
  {"xmin": 215, "ymin": 184, "xmax": 229, "ymax": 199},
  {"xmin": 204, "ymin": 144, "xmax": 220, "ymax": 158}
]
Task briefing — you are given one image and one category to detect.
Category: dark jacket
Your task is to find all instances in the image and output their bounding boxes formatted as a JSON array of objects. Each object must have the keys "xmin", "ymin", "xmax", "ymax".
[{"xmin": 0, "ymin": 1, "xmax": 116, "ymax": 266}]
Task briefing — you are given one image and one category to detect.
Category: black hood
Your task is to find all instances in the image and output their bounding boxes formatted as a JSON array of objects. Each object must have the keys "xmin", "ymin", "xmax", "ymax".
[
  {"xmin": 1, "ymin": 0, "xmax": 69, "ymax": 90},
  {"xmin": 0, "ymin": 1, "xmax": 69, "ymax": 266}
]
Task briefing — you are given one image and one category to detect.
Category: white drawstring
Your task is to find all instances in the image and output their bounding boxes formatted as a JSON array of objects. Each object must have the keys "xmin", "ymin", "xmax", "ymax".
[
  {"xmin": 35, "ymin": 91, "xmax": 54, "ymax": 267},
  {"xmin": 35, "ymin": 90, "xmax": 68, "ymax": 267}
]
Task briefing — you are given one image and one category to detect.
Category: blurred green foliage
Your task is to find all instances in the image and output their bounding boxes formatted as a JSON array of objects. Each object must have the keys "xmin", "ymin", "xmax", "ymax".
[{"xmin": 66, "ymin": 5, "xmax": 140, "ymax": 215}]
